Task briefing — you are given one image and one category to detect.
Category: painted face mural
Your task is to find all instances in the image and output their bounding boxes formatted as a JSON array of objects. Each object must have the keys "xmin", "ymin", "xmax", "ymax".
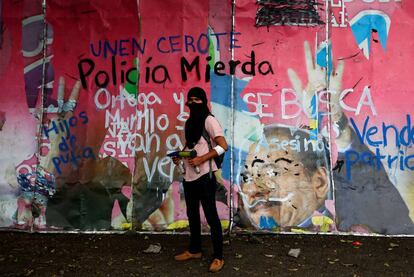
[{"xmin": 239, "ymin": 125, "xmax": 331, "ymax": 230}]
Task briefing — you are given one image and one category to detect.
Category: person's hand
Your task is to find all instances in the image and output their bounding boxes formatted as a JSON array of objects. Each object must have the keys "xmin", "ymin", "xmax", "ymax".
[
  {"xmin": 40, "ymin": 76, "xmax": 81, "ymax": 172},
  {"xmin": 287, "ymin": 41, "xmax": 345, "ymax": 122},
  {"xmin": 287, "ymin": 41, "xmax": 351, "ymax": 148},
  {"xmin": 172, "ymin": 156, "xmax": 181, "ymax": 165},
  {"xmin": 189, "ymin": 156, "xmax": 204, "ymax": 167}
]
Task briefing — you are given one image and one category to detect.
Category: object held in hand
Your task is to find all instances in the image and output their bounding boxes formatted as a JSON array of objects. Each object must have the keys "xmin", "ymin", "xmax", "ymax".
[
  {"xmin": 177, "ymin": 160, "xmax": 186, "ymax": 174},
  {"xmin": 167, "ymin": 150, "xmax": 197, "ymax": 158},
  {"xmin": 194, "ymin": 166, "xmax": 200, "ymax": 174},
  {"xmin": 167, "ymin": 150, "xmax": 200, "ymax": 174}
]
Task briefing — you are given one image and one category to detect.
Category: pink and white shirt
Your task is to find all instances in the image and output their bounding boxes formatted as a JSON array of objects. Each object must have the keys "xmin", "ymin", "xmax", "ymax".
[{"xmin": 183, "ymin": 115, "xmax": 224, "ymax": 182}]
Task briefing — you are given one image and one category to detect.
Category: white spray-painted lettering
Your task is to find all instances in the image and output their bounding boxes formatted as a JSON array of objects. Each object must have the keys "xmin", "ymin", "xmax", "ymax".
[
  {"xmin": 281, "ymin": 85, "xmax": 377, "ymax": 119},
  {"xmin": 330, "ymin": 0, "xmax": 400, "ymax": 28},
  {"xmin": 173, "ymin": 92, "xmax": 189, "ymax": 130},
  {"xmin": 99, "ymin": 87, "xmax": 184, "ymax": 182},
  {"xmin": 242, "ymin": 92, "xmax": 274, "ymax": 118}
]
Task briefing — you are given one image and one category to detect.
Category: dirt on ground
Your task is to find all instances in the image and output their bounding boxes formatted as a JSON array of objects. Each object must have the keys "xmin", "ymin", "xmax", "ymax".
[{"xmin": 0, "ymin": 231, "xmax": 413, "ymax": 276}]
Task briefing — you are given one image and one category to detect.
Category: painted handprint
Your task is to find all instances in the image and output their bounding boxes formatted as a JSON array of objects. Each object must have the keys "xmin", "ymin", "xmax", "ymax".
[
  {"xmin": 13, "ymin": 77, "xmax": 81, "ymax": 230},
  {"xmin": 41, "ymin": 76, "xmax": 82, "ymax": 173},
  {"xmin": 287, "ymin": 41, "xmax": 351, "ymax": 149},
  {"xmin": 287, "ymin": 41, "xmax": 345, "ymax": 121}
]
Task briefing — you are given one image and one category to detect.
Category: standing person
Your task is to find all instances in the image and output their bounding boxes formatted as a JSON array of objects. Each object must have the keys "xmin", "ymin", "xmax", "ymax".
[{"xmin": 173, "ymin": 86, "xmax": 227, "ymax": 273}]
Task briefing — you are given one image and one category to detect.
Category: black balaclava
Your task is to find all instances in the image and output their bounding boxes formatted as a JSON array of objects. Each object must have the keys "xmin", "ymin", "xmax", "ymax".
[{"xmin": 185, "ymin": 87, "xmax": 211, "ymax": 149}]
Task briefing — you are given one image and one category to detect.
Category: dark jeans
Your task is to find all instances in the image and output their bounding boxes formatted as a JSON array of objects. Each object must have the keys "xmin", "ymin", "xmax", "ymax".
[{"xmin": 183, "ymin": 173, "xmax": 223, "ymax": 259}]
